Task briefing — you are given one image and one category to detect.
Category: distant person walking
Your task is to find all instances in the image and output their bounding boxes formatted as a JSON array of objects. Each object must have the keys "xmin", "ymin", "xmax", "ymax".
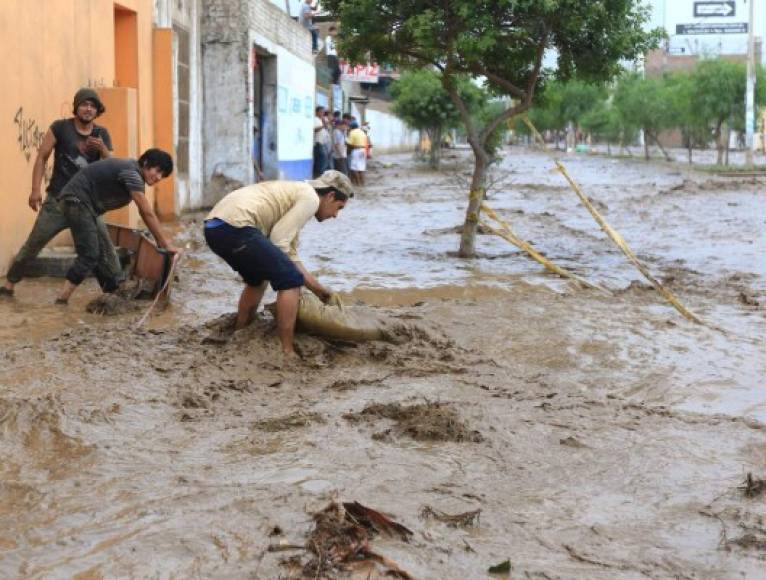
[{"xmin": 1, "ymin": 88, "xmax": 121, "ymax": 300}]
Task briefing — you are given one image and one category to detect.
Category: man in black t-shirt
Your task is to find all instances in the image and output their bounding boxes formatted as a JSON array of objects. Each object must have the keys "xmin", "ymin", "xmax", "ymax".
[
  {"xmin": 55, "ymin": 149, "xmax": 179, "ymax": 304},
  {"xmin": 1, "ymin": 88, "xmax": 121, "ymax": 298}
]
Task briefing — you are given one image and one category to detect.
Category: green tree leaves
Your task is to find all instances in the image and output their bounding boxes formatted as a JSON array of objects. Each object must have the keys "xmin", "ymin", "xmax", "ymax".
[{"xmin": 324, "ymin": 0, "xmax": 661, "ymax": 256}]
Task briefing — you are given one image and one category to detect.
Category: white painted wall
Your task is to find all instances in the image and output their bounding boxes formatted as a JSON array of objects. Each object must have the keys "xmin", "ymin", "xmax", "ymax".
[{"xmin": 363, "ymin": 108, "xmax": 420, "ymax": 154}]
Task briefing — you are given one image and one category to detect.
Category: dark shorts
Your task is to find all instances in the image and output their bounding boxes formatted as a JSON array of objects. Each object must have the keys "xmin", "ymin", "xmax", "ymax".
[{"xmin": 204, "ymin": 220, "xmax": 304, "ymax": 290}]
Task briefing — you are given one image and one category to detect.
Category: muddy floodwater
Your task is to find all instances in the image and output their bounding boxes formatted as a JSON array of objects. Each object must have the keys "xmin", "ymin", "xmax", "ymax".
[{"xmin": 1, "ymin": 147, "xmax": 765, "ymax": 578}]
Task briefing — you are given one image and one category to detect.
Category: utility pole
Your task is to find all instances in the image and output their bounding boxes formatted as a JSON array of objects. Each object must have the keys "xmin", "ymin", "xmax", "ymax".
[{"xmin": 745, "ymin": 0, "xmax": 756, "ymax": 165}]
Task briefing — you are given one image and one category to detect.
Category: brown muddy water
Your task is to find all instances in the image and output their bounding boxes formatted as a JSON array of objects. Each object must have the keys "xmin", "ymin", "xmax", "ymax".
[{"xmin": 1, "ymin": 147, "xmax": 765, "ymax": 578}]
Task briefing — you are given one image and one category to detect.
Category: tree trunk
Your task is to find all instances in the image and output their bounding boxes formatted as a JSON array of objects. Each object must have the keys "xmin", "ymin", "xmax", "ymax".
[
  {"xmin": 429, "ymin": 127, "xmax": 442, "ymax": 169},
  {"xmin": 607, "ymin": 141, "xmax": 611, "ymax": 156},
  {"xmin": 724, "ymin": 123, "xmax": 731, "ymax": 166},
  {"xmin": 458, "ymin": 148, "xmax": 489, "ymax": 257},
  {"xmin": 688, "ymin": 144, "xmax": 693, "ymax": 165},
  {"xmin": 643, "ymin": 130, "xmax": 650, "ymax": 160},
  {"xmin": 715, "ymin": 121, "xmax": 724, "ymax": 165},
  {"xmin": 651, "ymin": 133, "xmax": 671, "ymax": 161}
]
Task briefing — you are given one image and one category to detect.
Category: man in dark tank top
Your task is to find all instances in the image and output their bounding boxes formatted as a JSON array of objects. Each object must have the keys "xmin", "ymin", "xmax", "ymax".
[{"xmin": 1, "ymin": 88, "xmax": 121, "ymax": 299}]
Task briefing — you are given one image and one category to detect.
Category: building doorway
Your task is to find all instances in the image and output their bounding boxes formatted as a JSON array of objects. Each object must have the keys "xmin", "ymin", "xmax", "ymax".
[
  {"xmin": 114, "ymin": 6, "xmax": 138, "ymax": 90},
  {"xmin": 252, "ymin": 48, "xmax": 277, "ymax": 180}
]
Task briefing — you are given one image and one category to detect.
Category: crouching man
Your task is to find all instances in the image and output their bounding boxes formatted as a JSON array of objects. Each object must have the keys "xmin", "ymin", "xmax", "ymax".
[
  {"xmin": 56, "ymin": 149, "xmax": 179, "ymax": 304},
  {"xmin": 204, "ymin": 170, "xmax": 353, "ymax": 357}
]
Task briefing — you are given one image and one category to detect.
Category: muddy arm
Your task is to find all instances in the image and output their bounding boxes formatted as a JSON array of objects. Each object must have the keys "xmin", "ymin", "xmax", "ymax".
[
  {"xmin": 130, "ymin": 191, "xmax": 179, "ymax": 254},
  {"xmin": 295, "ymin": 262, "xmax": 332, "ymax": 303}
]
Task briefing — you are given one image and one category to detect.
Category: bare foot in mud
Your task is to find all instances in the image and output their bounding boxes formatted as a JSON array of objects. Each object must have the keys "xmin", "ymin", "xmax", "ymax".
[{"xmin": 278, "ymin": 350, "xmax": 301, "ymax": 369}]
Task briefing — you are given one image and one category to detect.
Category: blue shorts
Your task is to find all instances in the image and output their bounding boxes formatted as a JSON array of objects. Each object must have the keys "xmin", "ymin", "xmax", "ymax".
[{"xmin": 204, "ymin": 220, "xmax": 304, "ymax": 290}]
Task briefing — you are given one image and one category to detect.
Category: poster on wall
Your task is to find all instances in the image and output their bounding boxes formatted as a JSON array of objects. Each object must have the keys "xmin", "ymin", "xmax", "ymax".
[{"xmin": 340, "ymin": 62, "xmax": 380, "ymax": 84}]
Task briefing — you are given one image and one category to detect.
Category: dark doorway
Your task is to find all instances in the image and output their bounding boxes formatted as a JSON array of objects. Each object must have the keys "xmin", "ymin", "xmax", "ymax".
[{"xmin": 252, "ymin": 48, "xmax": 277, "ymax": 180}]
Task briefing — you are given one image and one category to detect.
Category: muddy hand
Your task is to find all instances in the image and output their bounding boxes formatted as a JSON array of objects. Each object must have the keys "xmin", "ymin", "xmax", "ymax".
[
  {"xmin": 28, "ymin": 190, "xmax": 42, "ymax": 212},
  {"xmin": 326, "ymin": 293, "xmax": 344, "ymax": 310}
]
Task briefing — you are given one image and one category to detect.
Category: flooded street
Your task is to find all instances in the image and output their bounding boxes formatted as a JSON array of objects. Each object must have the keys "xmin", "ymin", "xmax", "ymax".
[{"xmin": 1, "ymin": 147, "xmax": 765, "ymax": 578}]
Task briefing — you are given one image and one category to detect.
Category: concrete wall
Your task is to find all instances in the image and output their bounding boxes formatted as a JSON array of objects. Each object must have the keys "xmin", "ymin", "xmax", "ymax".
[
  {"xmin": 154, "ymin": 0, "xmax": 205, "ymax": 213},
  {"xmin": 358, "ymin": 108, "xmax": 420, "ymax": 154},
  {"xmin": 201, "ymin": 0, "xmax": 251, "ymax": 204},
  {"xmin": 202, "ymin": 0, "xmax": 314, "ymax": 205},
  {"xmin": 0, "ymin": 0, "xmax": 158, "ymax": 276}
]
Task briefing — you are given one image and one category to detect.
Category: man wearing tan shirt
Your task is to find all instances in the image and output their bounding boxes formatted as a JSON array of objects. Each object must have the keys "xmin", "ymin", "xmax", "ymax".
[{"xmin": 204, "ymin": 170, "xmax": 354, "ymax": 357}]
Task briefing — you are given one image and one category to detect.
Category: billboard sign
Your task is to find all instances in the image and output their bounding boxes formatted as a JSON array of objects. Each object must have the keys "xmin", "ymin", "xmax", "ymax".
[
  {"xmin": 676, "ymin": 22, "xmax": 747, "ymax": 34},
  {"xmin": 340, "ymin": 62, "xmax": 380, "ymax": 84}
]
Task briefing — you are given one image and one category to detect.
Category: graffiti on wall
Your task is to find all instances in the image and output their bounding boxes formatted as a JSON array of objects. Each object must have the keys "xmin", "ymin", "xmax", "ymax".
[{"xmin": 13, "ymin": 107, "xmax": 46, "ymax": 162}]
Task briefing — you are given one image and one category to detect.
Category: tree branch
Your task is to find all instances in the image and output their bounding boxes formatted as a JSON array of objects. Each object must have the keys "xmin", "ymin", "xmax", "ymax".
[
  {"xmin": 396, "ymin": 47, "xmax": 443, "ymax": 71},
  {"xmin": 470, "ymin": 64, "xmax": 526, "ymax": 99},
  {"xmin": 480, "ymin": 29, "xmax": 549, "ymax": 144},
  {"xmin": 443, "ymin": 65, "xmax": 481, "ymax": 155},
  {"xmin": 525, "ymin": 27, "xmax": 549, "ymax": 101}
]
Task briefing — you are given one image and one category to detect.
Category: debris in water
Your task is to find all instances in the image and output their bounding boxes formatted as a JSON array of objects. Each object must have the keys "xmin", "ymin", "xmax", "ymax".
[
  {"xmin": 254, "ymin": 411, "xmax": 324, "ymax": 432},
  {"xmin": 420, "ymin": 505, "xmax": 481, "ymax": 528},
  {"xmin": 344, "ymin": 501, "xmax": 414, "ymax": 541},
  {"xmin": 559, "ymin": 436, "xmax": 587, "ymax": 448},
  {"xmin": 739, "ymin": 472, "xmax": 766, "ymax": 498},
  {"xmin": 300, "ymin": 500, "xmax": 413, "ymax": 578},
  {"xmin": 85, "ymin": 293, "xmax": 142, "ymax": 316},
  {"xmin": 488, "ymin": 559, "xmax": 512, "ymax": 574},
  {"xmin": 727, "ymin": 533, "xmax": 766, "ymax": 551},
  {"xmin": 344, "ymin": 401, "xmax": 484, "ymax": 443},
  {"xmin": 738, "ymin": 291, "xmax": 760, "ymax": 307}
]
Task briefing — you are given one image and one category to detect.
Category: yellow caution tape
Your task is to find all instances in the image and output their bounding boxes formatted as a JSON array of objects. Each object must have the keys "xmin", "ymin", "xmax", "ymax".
[
  {"xmin": 521, "ymin": 115, "xmax": 704, "ymax": 325},
  {"xmin": 481, "ymin": 203, "xmax": 610, "ymax": 295}
]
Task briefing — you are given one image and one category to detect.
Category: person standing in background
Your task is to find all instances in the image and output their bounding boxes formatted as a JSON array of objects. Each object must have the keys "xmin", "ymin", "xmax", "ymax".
[
  {"xmin": 325, "ymin": 25, "xmax": 341, "ymax": 85},
  {"xmin": 332, "ymin": 118, "xmax": 348, "ymax": 175},
  {"xmin": 313, "ymin": 106, "xmax": 331, "ymax": 177},
  {"xmin": 362, "ymin": 121, "xmax": 373, "ymax": 160},
  {"xmin": 346, "ymin": 120, "xmax": 368, "ymax": 186}
]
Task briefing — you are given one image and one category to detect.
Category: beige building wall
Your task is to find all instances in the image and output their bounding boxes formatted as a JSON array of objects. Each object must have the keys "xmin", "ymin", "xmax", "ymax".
[{"xmin": 0, "ymin": 0, "xmax": 161, "ymax": 276}]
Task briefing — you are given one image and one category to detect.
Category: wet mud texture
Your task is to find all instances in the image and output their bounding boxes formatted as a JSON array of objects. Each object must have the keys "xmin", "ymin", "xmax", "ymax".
[
  {"xmin": 344, "ymin": 401, "xmax": 484, "ymax": 443},
  {"xmin": 1, "ymin": 147, "xmax": 766, "ymax": 578}
]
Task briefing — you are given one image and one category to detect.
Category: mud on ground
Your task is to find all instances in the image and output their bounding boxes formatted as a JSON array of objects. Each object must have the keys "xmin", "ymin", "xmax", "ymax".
[{"xmin": 1, "ymin": 147, "xmax": 766, "ymax": 578}]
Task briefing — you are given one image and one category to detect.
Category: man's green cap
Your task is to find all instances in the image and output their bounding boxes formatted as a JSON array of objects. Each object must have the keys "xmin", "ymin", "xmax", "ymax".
[{"xmin": 73, "ymin": 88, "xmax": 105, "ymax": 115}]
